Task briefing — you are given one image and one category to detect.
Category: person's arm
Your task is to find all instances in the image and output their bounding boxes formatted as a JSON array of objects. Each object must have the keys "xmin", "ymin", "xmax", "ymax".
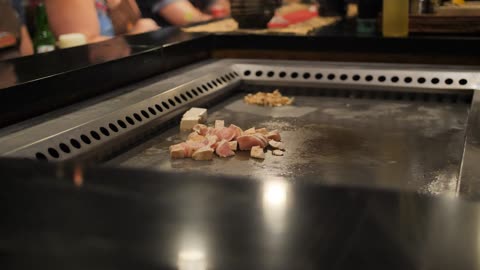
[
  {"xmin": 45, "ymin": 0, "xmax": 110, "ymax": 43},
  {"xmin": 155, "ymin": 0, "xmax": 212, "ymax": 26},
  {"xmin": 19, "ymin": 25, "xmax": 33, "ymax": 56}
]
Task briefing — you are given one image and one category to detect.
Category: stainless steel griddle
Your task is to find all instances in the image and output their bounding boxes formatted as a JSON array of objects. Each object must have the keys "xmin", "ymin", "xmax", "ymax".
[{"xmin": 0, "ymin": 59, "xmax": 478, "ymax": 196}]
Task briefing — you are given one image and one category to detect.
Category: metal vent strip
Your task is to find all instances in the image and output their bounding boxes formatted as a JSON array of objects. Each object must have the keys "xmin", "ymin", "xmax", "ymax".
[
  {"xmin": 233, "ymin": 60, "xmax": 480, "ymax": 91},
  {"xmin": 0, "ymin": 59, "xmax": 479, "ymax": 162},
  {"xmin": 0, "ymin": 61, "xmax": 240, "ymax": 161}
]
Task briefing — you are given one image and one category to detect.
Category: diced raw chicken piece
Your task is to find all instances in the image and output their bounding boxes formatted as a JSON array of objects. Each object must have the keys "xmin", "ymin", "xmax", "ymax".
[
  {"xmin": 169, "ymin": 144, "xmax": 185, "ymax": 159},
  {"xmin": 250, "ymin": 146, "xmax": 265, "ymax": 159},
  {"xmin": 188, "ymin": 132, "xmax": 206, "ymax": 142},
  {"xmin": 186, "ymin": 140, "xmax": 208, "ymax": 152},
  {"xmin": 267, "ymin": 130, "xmax": 281, "ymax": 142},
  {"xmin": 192, "ymin": 146, "xmax": 214, "ymax": 161},
  {"xmin": 269, "ymin": 140, "xmax": 285, "ymax": 150},
  {"xmin": 193, "ymin": 124, "xmax": 208, "ymax": 136},
  {"xmin": 215, "ymin": 127, "xmax": 237, "ymax": 142},
  {"xmin": 229, "ymin": 124, "xmax": 243, "ymax": 139},
  {"xmin": 180, "ymin": 116, "xmax": 200, "ymax": 131},
  {"xmin": 256, "ymin": 128, "xmax": 268, "ymax": 135},
  {"xmin": 170, "ymin": 142, "xmax": 193, "ymax": 158},
  {"xmin": 237, "ymin": 134, "xmax": 268, "ymax": 150},
  {"xmin": 206, "ymin": 127, "xmax": 216, "ymax": 136},
  {"xmin": 229, "ymin": 141, "xmax": 238, "ymax": 151},
  {"xmin": 206, "ymin": 135, "xmax": 219, "ymax": 148},
  {"xmin": 243, "ymin": 127, "xmax": 256, "ymax": 135},
  {"xmin": 215, "ymin": 120, "xmax": 225, "ymax": 129},
  {"xmin": 216, "ymin": 140, "xmax": 235, "ymax": 158},
  {"xmin": 272, "ymin": 150, "xmax": 284, "ymax": 156},
  {"xmin": 253, "ymin": 133, "xmax": 269, "ymax": 146}
]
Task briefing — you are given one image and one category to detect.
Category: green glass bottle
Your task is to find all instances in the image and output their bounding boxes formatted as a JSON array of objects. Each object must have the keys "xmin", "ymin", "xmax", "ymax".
[{"xmin": 33, "ymin": 3, "xmax": 55, "ymax": 54}]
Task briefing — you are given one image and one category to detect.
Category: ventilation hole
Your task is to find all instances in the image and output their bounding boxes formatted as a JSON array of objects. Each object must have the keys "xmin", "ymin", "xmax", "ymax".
[
  {"xmin": 174, "ymin": 96, "xmax": 182, "ymax": 104},
  {"xmin": 352, "ymin": 75, "xmax": 360, "ymax": 81},
  {"xmin": 148, "ymin": 107, "xmax": 157, "ymax": 115},
  {"xmin": 221, "ymin": 76, "xmax": 227, "ymax": 83},
  {"xmin": 90, "ymin": 131, "xmax": 101, "ymax": 140},
  {"xmin": 134, "ymin": 113, "xmax": 143, "ymax": 122},
  {"xmin": 378, "ymin": 76, "xmax": 386, "ymax": 82},
  {"xmin": 315, "ymin": 73, "xmax": 323, "ymax": 80},
  {"xmin": 216, "ymin": 78, "xmax": 222, "ymax": 85},
  {"xmin": 206, "ymin": 83, "xmax": 212, "ymax": 89},
  {"xmin": 192, "ymin": 89, "xmax": 198, "ymax": 96},
  {"xmin": 445, "ymin": 78, "xmax": 453, "ymax": 85},
  {"xmin": 340, "ymin": 74, "xmax": 348, "ymax": 81},
  {"xmin": 365, "ymin": 75, "xmax": 373, "ymax": 81},
  {"xmin": 155, "ymin": 104, "xmax": 163, "ymax": 112},
  {"xmin": 100, "ymin": 127, "xmax": 110, "ymax": 136},
  {"xmin": 186, "ymin": 92, "xmax": 193, "ymax": 99},
  {"xmin": 118, "ymin": 120, "xmax": 127, "ymax": 128},
  {"xmin": 279, "ymin": 71, "xmax": 286, "ymax": 78},
  {"xmin": 328, "ymin": 74, "xmax": 336, "ymax": 80},
  {"xmin": 48, "ymin": 148, "xmax": 60, "ymax": 158},
  {"xmin": 198, "ymin": 87, "xmax": 204, "ymax": 94},
  {"xmin": 391, "ymin": 76, "xmax": 399, "ymax": 83},
  {"xmin": 244, "ymin": 70, "xmax": 251, "ymax": 76},
  {"xmin": 459, "ymin": 79, "xmax": 468, "ymax": 85},
  {"xmin": 267, "ymin": 71, "xmax": 275, "ymax": 77},
  {"xmin": 58, "ymin": 143, "xmax": 71, "ymax": 154},
  {"xmin": 291, "ymin": 72, "xmax": 298, "ymax": 79},
  {"xmin": 233, "ymin": 72, "xmax": 239, "ymax": 76},
  {"xmin": 70, "ymin": 139, "xmax": 81, "ymax": 149},
  {"xmin": 255, "ymin": 71, "xmax": 263, "ymax": 77},
  {"xmin": 126, "ymin": 116, "xmax": 135, "ymax": 125},
  {"xmin": 431, "ymin": 78, "xmax": 439, "ymax": 84},
  {"xmin": 162, "ymin": 101, "xmax": 170, "ymax": 109},
  {"xmin": 303, "ymin": 73, "xmax": 311, "ymax": 79},
  {"xmin": 212, "ymin": 81, "xmax": 217, "ymax": 87},
  {"xmin": 180, "ymin": 94, "xmax": 187, "ymax": 101},
  {"xmin": 141, "ymin": 110, "xmax": 150, "ymax": 118},
  {"xmin": 36, "ymin": 152, "xmax": 47, "ymax": 161},
  {"xmin": 81, "ymin": 134, "xmax": 91, "ymax": 144},
  {"xmin": 168, "ymin": 99, "xmax": 176, "ymax": 107},
  {"xmin": 226, "ymin": 74, "xmax": 232, "ymax": 80},
  {"xmin": 404, "ymin": 77, "xmax": 412, "ymax": 83},
  {"xmin": 418, "ymin": 77, "xmax": 426, "ymax": 84},
  {"xmin": 109, "ymin": 123, "xmax": 119, "ymax": 132},
  {"xmin": 202, "ymin": 85, "xmax": 208, "ymax": 92}
]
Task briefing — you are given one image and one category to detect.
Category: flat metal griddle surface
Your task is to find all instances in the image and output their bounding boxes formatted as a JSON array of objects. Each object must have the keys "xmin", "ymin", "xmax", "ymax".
[{"xmin": 111, "ymin": 91, "xmax": 469, "ymax": 195}]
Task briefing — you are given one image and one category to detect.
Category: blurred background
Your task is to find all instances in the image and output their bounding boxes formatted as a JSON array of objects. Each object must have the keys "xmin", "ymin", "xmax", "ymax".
[{"xmin": 1, "ymin": 0, "xmax": 479, "ymax": 61}]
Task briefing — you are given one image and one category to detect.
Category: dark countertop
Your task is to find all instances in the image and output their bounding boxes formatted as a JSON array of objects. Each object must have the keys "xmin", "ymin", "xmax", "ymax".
[{"xmin": 1, "ymin": 158, "xmax": 480, "ymax": 270}]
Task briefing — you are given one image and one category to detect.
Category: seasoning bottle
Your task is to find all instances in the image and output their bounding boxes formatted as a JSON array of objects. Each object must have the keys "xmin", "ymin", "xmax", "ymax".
[
  {"xmin": 382, "ymin": 0, "xmax": 409, "ymax": 37},
  {"xmin": 33, "ymin": 3, "xmax": 55, "ymax": 54}
]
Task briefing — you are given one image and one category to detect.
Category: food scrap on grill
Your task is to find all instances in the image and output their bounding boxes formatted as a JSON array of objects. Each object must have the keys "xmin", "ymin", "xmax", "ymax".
[
  {"xmin": 170, "ymin": 117, "xmax": 286, "ymax": 160},
  {"xmin": 244, "ymin": 89, "xmax": 294, "ymax": 107}
]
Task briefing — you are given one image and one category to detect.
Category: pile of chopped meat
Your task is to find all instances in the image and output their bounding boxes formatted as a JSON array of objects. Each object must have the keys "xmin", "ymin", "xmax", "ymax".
[
  {"xmin": 169, "ymin": 120, "xmax": 285, "ymax": 161},
  {"xmin": 244, "ymin": 89, "xmax": 294, "ymax": 107}
]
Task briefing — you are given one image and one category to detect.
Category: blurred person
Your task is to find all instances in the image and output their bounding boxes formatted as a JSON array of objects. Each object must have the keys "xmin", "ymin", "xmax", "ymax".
[
  {"xmin": 136, "ymin": 0, "xmax": 230, "ymax": 26},
  {"xmin": 0, "ymin": 0, "xmax": 34, "ymax": 60},
  {"xmin": 44, "ymin": 0, "xmax": 159, "ymax": 44}
]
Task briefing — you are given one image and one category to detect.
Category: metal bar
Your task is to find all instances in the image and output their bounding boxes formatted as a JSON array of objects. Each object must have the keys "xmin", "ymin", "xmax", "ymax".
[{"xmin": 458, "ymin": 90, "xmax": 480, "ymax": 199}]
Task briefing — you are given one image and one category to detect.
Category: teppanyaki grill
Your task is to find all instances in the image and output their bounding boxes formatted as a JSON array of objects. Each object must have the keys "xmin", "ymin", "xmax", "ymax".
[{"xmin": 0, "ymin": 59, "xmax": 478, "ymax": 197}]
